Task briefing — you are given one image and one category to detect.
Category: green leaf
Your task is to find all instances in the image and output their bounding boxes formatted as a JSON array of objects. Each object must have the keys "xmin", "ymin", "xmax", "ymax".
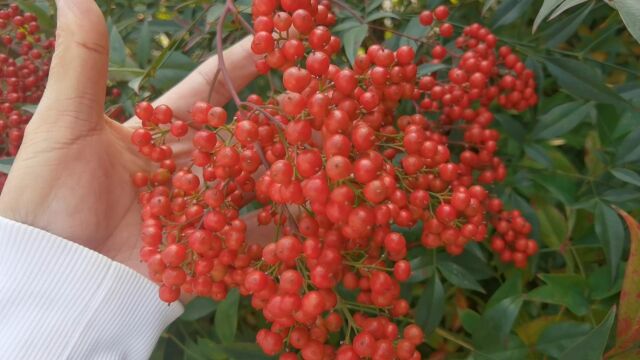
[
  {"xmin": 588, "ymin": 264, "xmax": 624, "ymax": 300},
  {"xmin": 188, "ymin": 338, "xmax": 275, "ymax": 360},
  {"xmin": 550, "ymin": 0, "xmax": 588, "ymax": 19},
  {"xmin": 180, "ymin": 297, "xmax": 218, "ymax": 321},
  {"xmin": 438, "ymin": 261, "xmax": 485, "ymax": 293},
  {"xmin": 443, "ymin": 245, "xmax": 495, "ymax": 280},
  {"xmin": 536, "ymin": 322, "xmax": 592, "ymax": 358},
  {"xmin": 474, "ymin": 336, "xmax": 529, "ymax": 360},
  {"xmin": 527, "ymin": 274, "xmax": 589, "ymax": 316},
  {"xmin": 415, "ymin": 273, "xmax": 444, "ymax": 334},
  {"xmin": 615, "ymin": 128, "xmax": 640, "ymax": 164},
  {"xmin": 214, "ymin": 288, "xmax": 240, "ymax": 344},
  {"xmin": 417, "ymin": 63, "xmax": 449, "ymax": 76},
  {"xmin": 473, "ymin": 296, "xmax": 523, "ymax": 349},
  {"xmin": 20, "ymin": 104, "xmax": 38, "ymax": 114},
  {"xmin": 609, "ymin": 0, "xmax": 640, "ymax": 44},
  {"xmin": 525, "ymin": 144, "xmax": 553, "ymax": 167},
  {"xmin": 558, "ymin": 307, "xmax": 616, "ymax": 360},
  {"xmin": 611, "ymin": 168, "xmax": 640, "ymax": 187},
  {"xmin": 532, "ymin": 172, "xmax": 577, "ymax": 206},
  {"xmin": 332, "ymin": 20, "xmax": 361, "ymax": 33},
  {"xmin": 610, "ymin": 209, "xmax": 640, "ymax": 356},
  {"xmin": 492, "ymin": 0, "xmax": 534, "ymax": 28},
  {"xmin": 365, "ymin": 11, "xmax": 400, "ymax": 22},
  {"xmin": 595, "ymin": 202, "xmax": 625, "ymax": 281},
  {"xmin": 398, "ymin": 16, "xmax": 428, "ymax": 50},
  {"xmin": 495, "ymin": 114, "xmax": 526, "ymax": 143},
  {"xmin": 0, "ymin": 158, "xmax": 15, "ymax": 174},
  {"xmin": 342, "ymin": 24, "xmax": 368, "ymax": 66},
  {"xmin": 206, "ymin": 3, "xmax": 226, "ymax": 24},
  {"xmin": 482, "ymin": 0, "xmax": 500, "ymax": 14},
  {"xmin": 545, "ymin": 2, "xmax": 593, "ymax": 48},
  {"xmin": 534, "ymin": 101, "xmax": 593, "ymax": 140},
  {"xmin": 543, "ymin": 57, "xmax": 628, "ymax": 107},
  {"xmin": 460, "ymin": 309, "xmax": 482, "ymax": 334},
  {"xmin": 365, "ymin": 0, "xmax": 384, "ymax": 14},
  {"xmin": 487, "ymin": 274, "xmax": 523, "ymax": 309},
  {"xmin": 534, "ymin": 200, "xmax": 568, "ymax": 248},
  {"xmin": 136, "ymin": 21, "xmax": 152, "ymax": 67},
  {"xmin": 109, "ymin": 24, "xmax": 128, "ymax": 67},
  {"xmin": 533, "ymin": 0, "xmax": 564, "ymax": 32}
]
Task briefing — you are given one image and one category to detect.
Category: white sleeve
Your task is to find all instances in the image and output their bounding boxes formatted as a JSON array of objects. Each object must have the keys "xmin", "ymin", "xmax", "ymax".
[{"xmin": 0, "ymin": 216, "xmax": 184, "ymax": 359}]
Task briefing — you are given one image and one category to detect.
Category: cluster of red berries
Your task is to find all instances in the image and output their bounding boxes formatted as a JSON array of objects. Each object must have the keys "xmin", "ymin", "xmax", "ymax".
[
  {"xmin": 131, "ymin": 1, "xmax": 539, "ymax": 358},
  {"xmin": 0, "ymin": 3, "xmax": 54, "ymax": 158}
]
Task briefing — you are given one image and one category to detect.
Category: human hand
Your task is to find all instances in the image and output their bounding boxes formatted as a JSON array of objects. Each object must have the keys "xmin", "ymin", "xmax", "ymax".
[{"xmin": 0, "ymin": 0, "xmax": 261, "ymax": 280}]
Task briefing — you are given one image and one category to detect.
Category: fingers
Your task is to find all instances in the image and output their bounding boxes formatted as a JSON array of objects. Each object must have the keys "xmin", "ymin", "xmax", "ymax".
[
  {"xmin": 31, "ymin": 0, "xmax": 109, "ymax": 130},
  {"xmin": 127, "ymin": 36, "xmax": 259, "ymax": 126}
]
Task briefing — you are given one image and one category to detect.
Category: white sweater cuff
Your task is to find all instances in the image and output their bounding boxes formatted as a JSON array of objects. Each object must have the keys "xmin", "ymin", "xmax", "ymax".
[{"xmin": 0, "ymin": 216, "xmax": 183, "ymax": 359}]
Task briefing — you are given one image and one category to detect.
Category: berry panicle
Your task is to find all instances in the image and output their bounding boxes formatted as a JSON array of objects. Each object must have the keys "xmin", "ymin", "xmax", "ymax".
[{"xmin": 130, "ymin": 1, "xmax": 538, "ymax": 358}]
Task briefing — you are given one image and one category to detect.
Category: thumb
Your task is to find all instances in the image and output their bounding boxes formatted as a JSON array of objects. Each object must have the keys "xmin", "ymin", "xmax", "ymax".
[{"xmin": 33, "ymin": 0, "xmax": 108, "ymax": 129}]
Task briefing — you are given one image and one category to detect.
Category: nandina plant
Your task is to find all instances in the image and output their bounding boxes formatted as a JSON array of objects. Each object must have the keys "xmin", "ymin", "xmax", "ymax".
[{"xmin": 128, "ymin": 0, "xmax": 541, "ymax": 358}]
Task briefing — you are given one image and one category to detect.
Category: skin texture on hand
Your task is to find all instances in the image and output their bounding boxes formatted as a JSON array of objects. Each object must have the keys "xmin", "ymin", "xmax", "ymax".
[{"xmin": 0, "ymin": 0, "xmax": 264, "ymax": 283}]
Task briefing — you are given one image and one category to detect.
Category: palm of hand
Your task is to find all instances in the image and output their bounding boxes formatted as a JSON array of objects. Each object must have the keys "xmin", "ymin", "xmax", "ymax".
[{"xmin": 0, "ymin": 0, "xmax": 258, "ymax": 279}]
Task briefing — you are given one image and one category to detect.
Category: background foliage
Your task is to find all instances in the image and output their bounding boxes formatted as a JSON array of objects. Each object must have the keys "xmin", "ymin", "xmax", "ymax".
[{"xmin": 10, "ymin": 0, "xmax": 640, "ymax": 358}]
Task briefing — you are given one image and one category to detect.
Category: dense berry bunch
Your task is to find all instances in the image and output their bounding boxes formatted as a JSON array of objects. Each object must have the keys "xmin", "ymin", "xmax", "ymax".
[
  {"xmin": 131, "ymin": 1, "xmax": 538, "ymax": 358},
  {"xmin": 0, "ymin": 3, "xmax": 54, "ymax": 158}
]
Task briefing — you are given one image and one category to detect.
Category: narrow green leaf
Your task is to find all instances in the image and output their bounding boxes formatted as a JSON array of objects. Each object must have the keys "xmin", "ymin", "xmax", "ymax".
[
  {"xmin": 527, "ymin": 274, "xmax": 589, "ymax": 316},
  {"xmin": 473, "ymin": 296, "xmax": 523, "ymax": 349},
  {"xmin": 534, "ymin": 200, "xmax": 568, "ymax": 248},
  {"xmin": 332, "ymin": 20, "xmax": 361, "ymax": 33},
  {"xmin": 492, "ymin": 0, "xmax": 534, "ymax": 28},
  {"xmin": 549, "ymin": 0, "xmax": 588, "ymax": 19},
  {"xmin": 365, "ymin": 11, "xmax": 400, "ymax": 22},
  {"xmin": 611, "ymin": 168, "xmax": 640, "ymax": 187},
  {"xmin": 398, "ymin": 16, "xmax": 428, "ymax": 50},
  {"xmin": 595, "ymin": 202, "xmax": 625, "ymax": 281},
  {"xmin": 533, "ymin": 101, "xmax": 592, "ymax": 139},
  {"xmin": 601, "ymin": 188, "xmax": 640, "ymax": 203},
  {"xmin": 532, "ymin": 171, "xmax": 578, "ymax": 205},
  {"xmin": 487, "ymin": 274, "xmax": 523, "ymax": 309},
  {"xmin": 214, "ymin": 288, "xmax": 240, "ymax": 344},
  {"xmin": 482, "ymin": 0, "xmax": 500, "ymax": 15},
  {"xmin": 615, "ymin": 128, "xmax": 640, "ymax": 164},
  {"xmin": 559, "ymin": 307, "xmax": 616, "ymax": 360},
  {"xmin": 342, "ymin": 24, "xmax": 368, "ymax": 66},
  {"xmin": 20, "ymin": 104, "xmax": 38, "ymax": 114},
  {"xmin": 109, "ymin": 24, "xmax": 128, "ymax": 67},
  {"xmin": 416, "ymin": 273, "xmax": 444, "ymax": 334},
  {"xmin": 189, "ymin": 339, "xmax": 275, "ymax": 360},
  {"xmin": 438, "ymin": 261, "xmax": 485, "ymax": 293},
  {"xmin": 417, "ymin": 63, "xmax": 449, "ymax": 76},
  {"xmin": 136, "ymin": 21, "xmax": 151, "ymax": 67},
  {"xmin": 0, "ymin": 158, "xmax": 15, "ymax": 174},
  {"xmin": 180, "ymin": 297, "xmax": 218, "ymax": 321},
  {"xmin": 533, "ymin": 0, "xmax": 564, "ymax": 32},
  {"xmin": 525, "ymin": 144, "xmax": 553, "ymax": 167},
  {"xmin": 459, "ymin": 309, "xmax": 481, "ymax": 334},
  {"xmin": 495, "ymin": 114, "xmax": 527, "ymax": 143},
  {"xmin": 206, "ymin": 3, "xmax": 226, "ymax": 24},
  {"xmin": 588, "ymin": 264, "xmax": 624, "ymax": 300},
  {"xmin": 537, "ymin": 322, "xmax": 592, "ymax": 358},
  {"xmin": 545, "ymin": 2, "xmax": 594, "ymax": 48},
  {"xmin": 612, "ymin": 0, "xmax": 640, "ymax": 44},
  {"xmin": 543, "ymin": 57, "xmax": 628, "ymax": 106},
  {"xmin": 365, "ymin": 0, "xmax": 384, "ymax": 14}
]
